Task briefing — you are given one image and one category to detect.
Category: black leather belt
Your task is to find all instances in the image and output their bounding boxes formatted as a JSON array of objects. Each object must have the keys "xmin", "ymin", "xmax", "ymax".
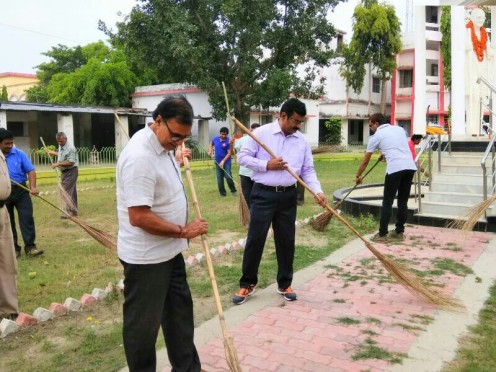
[
  {"xmin": 61, "ymin": 168, "xmax": 73, "ymax": 173},
  {"xmin": 256, "ymin": 183, "xmax": 296, "ymax": 192}
]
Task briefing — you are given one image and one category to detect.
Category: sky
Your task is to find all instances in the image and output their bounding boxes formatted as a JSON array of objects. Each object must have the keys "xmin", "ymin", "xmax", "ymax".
[{"xmin": 0, "ymin": 0, "xmax": 406, "ymax": 75}]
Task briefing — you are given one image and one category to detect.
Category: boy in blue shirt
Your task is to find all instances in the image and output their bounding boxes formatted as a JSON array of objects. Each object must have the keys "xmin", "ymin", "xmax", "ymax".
[{"xmin": 208, "ymin": 127, "xmax": 237, "ymax": 197}]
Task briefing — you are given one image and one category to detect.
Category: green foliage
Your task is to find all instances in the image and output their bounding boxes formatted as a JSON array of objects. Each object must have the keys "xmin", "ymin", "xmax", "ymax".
[
  {"xmin": 26, "ymin": 42, "xmax": 139, "ymax": 107},
  {"xmin": 324, "ymin": 117, "xmax": 343, "ymax": 144},
  {"xmin": 341, "ymin": 0, "xmax": 401, "ymax": 113},
  {"xmin": 35, "ymin": 145, "xmax": 57, "ymax": 159},
  {"xmin": 1, "ymin": 85, "xmax": 8, "ymax": 101},
  {"xmin": 103, "ymin": 0, "xmax": 344, "ymax": 120},
  {"xmin": 440, "ymin": 6, "xmax": 451, "ymax": 91}
]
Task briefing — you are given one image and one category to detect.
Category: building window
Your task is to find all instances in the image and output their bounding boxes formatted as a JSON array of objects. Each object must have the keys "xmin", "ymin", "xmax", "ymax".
[
  {"xmin": 398, "ymin": 120, "xmax": 411, "ymax": 136},
  {"xmin": 336, "ymin": 34, "xmax": 343, "ymax": 50},
  {"xmin": 399, "ymin": 70, "xmax": 413, "ymax": 88},
  {"xmin": 426, "ymin": 6, "xmax": 438, "ymax": 23},
  {"xmin": 431, "ymin": 64, "xmax": 438, "ymax": 76},
  {"xmin": 427, "ymin": 115, "xmax": 438, "ymax": 125},
  {"xmin": 372, "ymin": 77, "xmax": 380, "ymax": 93},
  {"xmin": 259, "ymin": 114, "xmax": 273, "ymax": 124}
]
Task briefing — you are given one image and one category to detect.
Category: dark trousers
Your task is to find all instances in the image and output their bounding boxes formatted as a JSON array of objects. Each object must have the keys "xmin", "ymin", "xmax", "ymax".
[
  {"xmin": 240, "ymin": 175, "xmax": 254, "ymax": 208},
  {"xmin": 6, "ymin": 184, "xmax": 36, "ymax": 253},
  {"xmin": 215, "ymin": 162, "xmax": 236, "ymax": 196},
  {"xmin": 380, "ymin": 169, "xmax": 416, "ymax": 236},
  {"xmin": 61, "ymin": 167, "xmax": 78, "ymax": 215},
  {"xmin": 240, "ymin": 183, "xmax": 297, "ymax": 290},
  {"xmin": 296, "ymin": 182, "xmax": 305, "ymax": 205},
  {"xmin": 120, "ymin": 254, "xmax": 200, "ymax": 372}
]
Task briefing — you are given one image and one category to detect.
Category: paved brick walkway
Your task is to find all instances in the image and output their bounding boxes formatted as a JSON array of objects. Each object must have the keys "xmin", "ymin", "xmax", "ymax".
[{"xmin": 174, "ymin": 225, "xmax": 495, "ymax": 372}]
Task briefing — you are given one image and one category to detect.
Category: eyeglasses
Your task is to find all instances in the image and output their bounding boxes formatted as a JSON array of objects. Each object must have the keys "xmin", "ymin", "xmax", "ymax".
[
  {"xmin": 162, "ymin": 119, "xmax": 191, "ymax": 142},
  {"xmin": 289, "ymin": 117, "xmax": 305, "ymax": 125}
]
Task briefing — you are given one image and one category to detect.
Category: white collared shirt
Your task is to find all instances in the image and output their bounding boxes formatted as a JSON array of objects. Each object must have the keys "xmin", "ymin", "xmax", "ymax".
[
  {"xmin": 116, "ymin": 124, "xmax": 188, "ymax": 264},
  {"xmin": 366, "ymin": 124, "xmax": 417, "ymax": 175}
]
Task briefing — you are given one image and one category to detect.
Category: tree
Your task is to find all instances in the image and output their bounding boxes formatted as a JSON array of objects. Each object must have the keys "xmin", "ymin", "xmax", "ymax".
[
  {"xmin": 324, "ymin": 117, "xmax": 343, "ymax": 144},
  {"xmin": 1, "ymin": 85, "xmax": 7, "ymax": 101},
  {"xmin": 26, "ymin": 44, "xmax": 87, "ymax": 103},
  {"xmin": 440, "ymin": 6, "xmax": 451, "ymax": 91},
  {"xmin": 343, "ymin": 0, "xmax": 401, "ymax": 114},
  {"xmin": 26, "ymin": 42, "xmax": 139, "ymax": 107},
  {"xmin": 101, "ymin": 0, "xmax": 343, "ymax": 121}
]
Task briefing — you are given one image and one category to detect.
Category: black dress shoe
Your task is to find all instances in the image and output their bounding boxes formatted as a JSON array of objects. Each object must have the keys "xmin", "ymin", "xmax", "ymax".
[{"xmin": 26, "ymin": 248, "xmax": 44, "ymax": 257}]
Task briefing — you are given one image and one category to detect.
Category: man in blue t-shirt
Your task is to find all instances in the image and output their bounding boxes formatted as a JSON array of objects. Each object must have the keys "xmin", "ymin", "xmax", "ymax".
[
  {"xmin": 0, "ymin": 129, "xmax": 43, "ymax": 257},
  {"xmin": 207, "ymin": 127, "xmax": 237, "ymax": 197}
]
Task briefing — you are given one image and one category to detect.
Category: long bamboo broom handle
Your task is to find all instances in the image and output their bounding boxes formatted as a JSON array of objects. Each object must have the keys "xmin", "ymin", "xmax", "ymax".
[
  {"xmin": 181, "ymin": 144, "xmax": 231, "ymax": 337},
  {"xmin": 40, "ymin": 137, "xmax": 61, "ymax": 182},
  {"xmin": 230, "ymin": 119, "xmax": 464, "ymax": 310},
  {"xmin": 113, "ymin": 112, "xmax": 131, "ymax": 140},
  {"xmin": 11, "ymin": 179, "xmax": 69, "ymax": 216},
  {"xmin": 232, "ymin": 117, "xmax": 380, "ymax": 245},
  {"xmin": 222, "ymin": 82, "xmax": 235, "ymax": 141}
]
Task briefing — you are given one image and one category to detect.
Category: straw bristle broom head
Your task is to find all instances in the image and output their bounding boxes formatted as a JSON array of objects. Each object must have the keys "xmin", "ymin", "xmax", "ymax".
[
  {"xmin": 446, "ymin": 194, "xmax": 496, "ymax": 231},
  {"xmin": 366, "ymin": 241, "xmax": 464, "ymax": 311},
  {"xmin": 57, "ymin": 184, "xmax": 77, "ymax": 213},
  {"xmin": 68, "ymin": 216, "xmax": 117, "ymax": 251},
  {"xmin": 311, "ymin": 145, "xmax": 334, "ymax": 154},
  {"xmin": 311, "ymin": 201, "xmax": 343, "ymax": 231},
  {"xmin": 238, "ymin": 192, "xmax": 250, "ymax": 228},
  {"xmin": 223, "ymin": 335, "xmax": 243, "ymax": 372},
  {"xmin": 311, "ymin": 211, "xmax": 332, "ymax": 231}
]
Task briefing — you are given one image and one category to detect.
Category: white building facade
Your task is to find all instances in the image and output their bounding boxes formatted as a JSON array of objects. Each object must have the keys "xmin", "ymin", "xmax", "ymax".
[{"xmin": 130, "ymin": 84, "xmax": 322, "ymax": 148}]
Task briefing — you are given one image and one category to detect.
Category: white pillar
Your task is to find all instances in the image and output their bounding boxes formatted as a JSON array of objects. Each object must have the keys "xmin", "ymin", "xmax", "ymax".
[
  {"xmin": 0, "ymin": 110, "xmax": 6, "ymax": 129},
  {"xmin": 413, "ymin": 5, "xmax": 427, "ymax": 135},
  {"xmin": 197, "ymin": 119, "xmax": 209, "ymax": 148},
  {"xmin": 451, "ymin": 6, "xmax": 466, "ymax": 135},
  {"xmin": 57, "ymin": 113, "xmax": 75, "ymax": 144},
  {"xmin": 115, "ymin": 114, "xmax": 129, "ymax": 155},
  {"xmin": 492, "ymin": 7, "xmax": 496, "ymax": 130}
]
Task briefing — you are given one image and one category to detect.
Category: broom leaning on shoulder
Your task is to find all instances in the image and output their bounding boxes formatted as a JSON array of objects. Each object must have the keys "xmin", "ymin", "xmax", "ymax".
[
  {"xmin": 232, "ymin": 116, "xmax": 463, "ymax": 311},
  {"xmin": 311, "ymin": 157, "xmax": 381, "ymax": 231},
  {"xmin": 181, "ymin": 144, "xmax": 242, "ymax": 372}
]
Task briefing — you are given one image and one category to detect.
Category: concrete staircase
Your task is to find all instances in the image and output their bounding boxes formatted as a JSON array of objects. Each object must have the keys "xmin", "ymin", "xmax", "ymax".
[{"xmin": 416, "ymin": 152, "xmax": 496, "ymax": 221}]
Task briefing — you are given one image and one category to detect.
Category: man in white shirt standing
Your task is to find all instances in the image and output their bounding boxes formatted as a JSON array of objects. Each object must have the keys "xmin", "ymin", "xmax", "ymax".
[
  {"xmin": 355, "ymin": 113, "xmax": 417, "ymax": 243},
  {"xmin": 234, "ymin": 122, "xmax": 260, "ymax": 209},
  {"xmin": 116, "ymin": 96, "xmax": 208, "ymax": 371}
]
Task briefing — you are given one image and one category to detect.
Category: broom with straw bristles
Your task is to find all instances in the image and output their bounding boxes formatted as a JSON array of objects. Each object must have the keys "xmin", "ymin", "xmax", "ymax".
[
  {"xmin": 232, "ymin": 116, "xmax": 463, "ymax": 311},
  {"xmin": 311, "ymin": 158, "xmax": 381, "ymax": 231},
  {"xmin": 40, "ymin": 137, "xmax": 77, "ymax": 215},
  {"xmin": 11, "ymin": 180, "xmax": 117, "ymax": 251},
  {"xmin": 222, "ymin": 82, "xmax": 251, "ymax": 228},
  {"xmin": 181, "ymin": 144, "xmax": 242, "ymax": 371},
  {"xmin": 446, "ymin": 194, "xmax": 496, "ymax": 231}
]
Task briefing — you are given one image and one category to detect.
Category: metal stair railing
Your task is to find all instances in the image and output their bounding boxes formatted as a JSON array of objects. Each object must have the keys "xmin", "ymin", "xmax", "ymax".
[{"xmin": 478, "ymin": 76, "xmax": 496, "ymax": 208}]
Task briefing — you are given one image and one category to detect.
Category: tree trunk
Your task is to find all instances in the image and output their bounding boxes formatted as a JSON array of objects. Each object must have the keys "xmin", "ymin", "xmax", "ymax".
[{"xmin": 380, "ymin": 78, "xmax": 387, "ymax": 115}]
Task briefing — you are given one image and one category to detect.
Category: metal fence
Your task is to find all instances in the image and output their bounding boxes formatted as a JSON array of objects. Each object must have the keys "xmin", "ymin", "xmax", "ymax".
[
  {"xmin": 27, "ymin": 142, "xmax": 367, "ymax": 168},
  {"xmin": 28, "ymin": 146, "xmax": 118, "ymax": 168}
]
